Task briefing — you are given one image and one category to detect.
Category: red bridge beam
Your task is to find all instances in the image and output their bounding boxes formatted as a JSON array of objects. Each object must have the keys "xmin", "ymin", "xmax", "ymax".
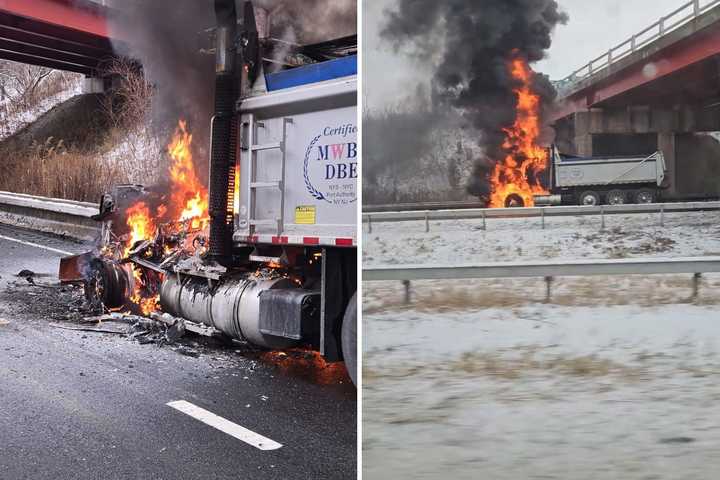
[
  {"xmin": 0, "ymin": 0, "xmax": 114, "ymax": 41},
  {"xmin": 551, "ymin": 22, "xmax": 720, "ymax": 122}
]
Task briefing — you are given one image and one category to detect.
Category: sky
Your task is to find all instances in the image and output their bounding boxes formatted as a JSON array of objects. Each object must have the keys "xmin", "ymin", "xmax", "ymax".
[{"xmin": 363, "ymin": 0, "xmax": 685, "ymax": 110}]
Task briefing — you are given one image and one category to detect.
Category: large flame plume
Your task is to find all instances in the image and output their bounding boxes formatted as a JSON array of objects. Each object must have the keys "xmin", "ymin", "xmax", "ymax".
[
  {"xmin": 124, "ymin": 202, "xmax": 155, "ymax": 256},
  {"xmin": 488, "ymin": 57, "xmax": 549, "ymax": 208},
  {"xmin": 123, "ymin": 119, "xmax": 210, "ymax": 314},
  {"xmin": 168, "ymin": 120, "xmax": 209, "ymax": 228}
]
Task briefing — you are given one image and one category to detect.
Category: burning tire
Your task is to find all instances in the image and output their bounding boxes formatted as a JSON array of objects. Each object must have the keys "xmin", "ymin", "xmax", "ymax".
[
  {"xmin": 341, "ymin": 292, "xmax": 357, "ymax": 386},
  {"xmin": 504, "ymin": 193, "xmax": 525, "ymax": 208},
  {"xmin": 579, "ymin": 190, "xmax": 600, "ymax": 206},
  {"xmin": 84, "ymin": 258, "xmax": 133, "ymax": 309}
]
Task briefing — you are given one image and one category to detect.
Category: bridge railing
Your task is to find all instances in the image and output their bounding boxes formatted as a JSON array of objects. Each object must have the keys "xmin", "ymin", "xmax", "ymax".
[{"xmin": 557, "ymin": 0, "xmax": 720, "ymax": 94}]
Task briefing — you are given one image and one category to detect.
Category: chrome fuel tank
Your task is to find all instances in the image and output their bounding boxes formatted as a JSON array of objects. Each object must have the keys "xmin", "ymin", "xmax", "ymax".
[{"xmin": 160, "ymin": 274, "xmax": 296, "ymax": 349}]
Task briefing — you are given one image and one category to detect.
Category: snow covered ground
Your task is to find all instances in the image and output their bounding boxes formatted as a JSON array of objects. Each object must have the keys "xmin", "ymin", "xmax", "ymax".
[
  {"xmin": 363, "ymin": 210, "xmax": 720, "ymax": 478},
  {"xmin": 363, "ymin": 210, "xmax": 720, "ymax": 266},
  {"xmin": 0, "ymin": 77, "xmax": 83, "ymax": 141},
  {"xmin": 364, "ymin": 303, "xmax": 720, "ymax": 479}
]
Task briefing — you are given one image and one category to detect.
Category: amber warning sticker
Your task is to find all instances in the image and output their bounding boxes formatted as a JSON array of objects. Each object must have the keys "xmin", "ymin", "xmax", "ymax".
[{"xmin": 295, "ymin": 205, "xmax": 316, "ymax": 224}]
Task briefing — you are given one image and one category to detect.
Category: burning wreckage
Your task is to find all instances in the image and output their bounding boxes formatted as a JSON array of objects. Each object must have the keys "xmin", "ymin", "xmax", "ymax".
[{"xmin": 59, "ymin": 1, "xmax": 358, "ymax": 385}]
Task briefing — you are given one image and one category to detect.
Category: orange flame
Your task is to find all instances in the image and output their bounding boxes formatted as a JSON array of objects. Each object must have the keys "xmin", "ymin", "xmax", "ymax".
[
  {"xmin": 260, "ymin": 349, "xmax": 351, "ymax": 385},
  {"xmin": 233, "ymin": 163, "xmax": 240, "ymax": 214},
  {"xmin": 122, "ymin": 119, "xmax": 210, "ymax": 315},
  {"xmin": 124, "ymin": 202, "xmax": 154, "ymax": 256},
  {"xmin": 168, "ymin": 120, "xmax": 209, "ymax": 229},
  {"xmin": 488, "ymin": 57, "xmax": 549, "ymax": 208}
]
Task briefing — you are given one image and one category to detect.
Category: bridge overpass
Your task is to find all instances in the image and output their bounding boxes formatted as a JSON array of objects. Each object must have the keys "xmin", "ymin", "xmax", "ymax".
[
  {"xmin": 551, "ymin": 0, "xmax": 720, "ymax": 199},
  {"xmin": 0, "ymin": 0, "xmax": 121, "ymax": 75}
]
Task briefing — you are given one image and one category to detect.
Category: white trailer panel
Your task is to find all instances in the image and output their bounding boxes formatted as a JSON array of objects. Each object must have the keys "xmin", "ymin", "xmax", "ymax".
[
  {"xmin": 555, "ymin": 151, "xmax": 666, "ymax": 188},
  {"xmin": 234, "ymin": 77, "xmax": 357, "ymax": 246}
]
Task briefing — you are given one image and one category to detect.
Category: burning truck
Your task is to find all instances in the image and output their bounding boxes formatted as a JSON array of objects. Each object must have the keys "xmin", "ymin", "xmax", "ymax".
[{"xmin": 60, "ymin": 1, "xmax": 357, "ymax": 384}]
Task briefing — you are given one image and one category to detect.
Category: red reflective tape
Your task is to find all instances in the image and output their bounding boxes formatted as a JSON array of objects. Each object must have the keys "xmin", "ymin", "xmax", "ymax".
[
  {"xmin": 271, "ymin": 236, "xmax": 288, "ymax": 244},
  {"xmin": 246, "ymin": 235, "xmax": 259, "ymax": 243},
  {"xmin": 335, "ymin": 238, "xmax": 354, "ymax": 246},
  {"xmin": 303, "ymin": 237, "xmax": 320, "ymax": 245}
]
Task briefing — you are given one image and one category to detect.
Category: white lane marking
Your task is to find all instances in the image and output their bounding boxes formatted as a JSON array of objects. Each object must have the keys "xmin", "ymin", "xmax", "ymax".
[
  {"xmin": 166, "ymin": 400, "xmax": 283, "ymax": 451},
  {"xmin": 0, "ymin": 234, "xmax": 73, "ymax": 256}
]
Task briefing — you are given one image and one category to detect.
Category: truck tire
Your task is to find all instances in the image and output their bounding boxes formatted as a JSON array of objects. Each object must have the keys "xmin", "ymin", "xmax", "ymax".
[
  {"xmin": 579, "ymin": 190, "xmax": 600, "ymax": 206},
  {"xmin": 606, "ymin": 190, "xmax": 626, "ymax": 205},
  {"xmin": 634, "ymin": 188, "xmax": 655, "ymax": 204},
  {"xmin": 341, "ymin": 292, "xmax": 357, "ymax": 386},
  {"xmin": 504, "ymin": 193, "xmax": 525, "ymax": 208}
]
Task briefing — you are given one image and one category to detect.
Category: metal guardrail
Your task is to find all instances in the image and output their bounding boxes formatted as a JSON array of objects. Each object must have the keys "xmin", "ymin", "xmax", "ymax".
[
  {"xmin": 364, "ymin": 201, "xmax": 486, "ymax": 213},
  {"xmin": 364, "ymin": 256, "xmax": 720, "ymax": 281},
  {"xmin": 557, "ymin": 0, "xmax": 720, "ymax": 93},
  {"xmin": 363, "ymin": 201, "xmax": 720, "ymax": 233},
  {"xmin": 364, "ymin": 256, "xmax": 720, "ymax": 302},
  {"xmin": 0, "ymin": 191, "xmax": 99, "ymax": 241}
]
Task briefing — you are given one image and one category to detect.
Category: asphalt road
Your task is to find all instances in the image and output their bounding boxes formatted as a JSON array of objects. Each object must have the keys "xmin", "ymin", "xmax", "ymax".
[{"xmin": 0, "ymin": 224, "xmax": 356, "ymax": 480}]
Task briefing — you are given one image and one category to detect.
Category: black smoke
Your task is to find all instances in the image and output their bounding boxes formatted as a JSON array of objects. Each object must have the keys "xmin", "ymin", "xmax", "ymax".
[
  {"xmin": 381, "ymin": 0, "xmax": 567, "ymax": 199},
  {"xmin": 257, "ymin": 0, "xmax": 356, "ymax": 44},
  {"xmin": 106, "ymin": 0, "xmax": 356, "ymax": 178},
  {"xmin": 105, "ymin": 0, "xmax": 214, "ymax": 188}
]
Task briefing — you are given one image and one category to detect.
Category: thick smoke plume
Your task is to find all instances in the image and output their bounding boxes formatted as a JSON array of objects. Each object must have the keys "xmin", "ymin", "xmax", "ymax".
[
  {"xmin": 382, "ymin": 0, "xmax": 567, "ymax": 199},
  {"xmin": 257, "ymin": 0, "xmax": 356, "ymax": 44},
  {"xmin": 106, "ymin": 0, "xmax": 214, "ymax": 187},
  {"xmin": 106, "ymin": 0, "xmax": 356, "ymax": 183}
]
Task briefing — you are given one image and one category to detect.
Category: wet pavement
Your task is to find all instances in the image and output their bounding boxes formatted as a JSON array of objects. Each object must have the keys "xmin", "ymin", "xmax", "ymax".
[{"xmin": 0, "ymin": 224, "xmax": 356, "ymax": 480}]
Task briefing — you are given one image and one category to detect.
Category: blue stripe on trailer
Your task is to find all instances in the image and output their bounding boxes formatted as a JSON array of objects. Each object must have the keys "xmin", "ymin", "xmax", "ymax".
[{"xmin": 265, "ymin": 55, "xmax": 357, "ymax": 91}]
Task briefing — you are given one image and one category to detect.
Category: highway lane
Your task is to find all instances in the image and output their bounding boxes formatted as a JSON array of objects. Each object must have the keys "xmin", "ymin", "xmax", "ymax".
[{"xmin": 0, "ymin": 224, "xmax": 356, "ymax": 480}]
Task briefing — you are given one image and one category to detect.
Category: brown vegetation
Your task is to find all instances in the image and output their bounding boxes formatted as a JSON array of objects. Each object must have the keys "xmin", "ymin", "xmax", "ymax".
[
  {"xmin": 1, "ymin": 137, "xmax": 125, "ymax": 202},
  {"xmin": 0, "ymin": 58, "xmax": 159, "ymax": 202}
]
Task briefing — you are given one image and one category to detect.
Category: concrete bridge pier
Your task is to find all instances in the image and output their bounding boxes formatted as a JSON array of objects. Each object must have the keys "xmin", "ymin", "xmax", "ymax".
[{"xmin": 553, "ymin": 105, "xmax": 720, "ymax": 199}]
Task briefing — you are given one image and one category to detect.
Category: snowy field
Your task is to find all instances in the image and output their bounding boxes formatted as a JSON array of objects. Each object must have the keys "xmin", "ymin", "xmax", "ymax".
[
  {"xmin": 363, "ymin": 210, "xmax": 720, "ymax": 266},
  {"xmin": 363, "ymin": 210, "xmax": 720, "ymax": 479},
  {"xmin": 364, "ymin": 303, "xmax": 720, "ymax": 479},
  {"xmin": 0, "ymin": 78, "xmax": 83, "ymax": 141}
]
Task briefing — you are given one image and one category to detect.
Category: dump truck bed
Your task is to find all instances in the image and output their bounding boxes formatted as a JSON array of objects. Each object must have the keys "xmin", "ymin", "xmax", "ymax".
[
  {"xmin": 554, "ymin": 151, "xmax": 665, "ymax": 188},
  {"xmin": 233, "ymin": 59, "xmax": 357, "ymax": 248}
]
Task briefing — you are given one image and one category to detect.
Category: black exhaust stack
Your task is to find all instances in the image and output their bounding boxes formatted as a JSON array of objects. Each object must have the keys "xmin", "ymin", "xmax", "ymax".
[{"xmin": 208, "ymin": 0, "xmax": 240, "ymax": 265}]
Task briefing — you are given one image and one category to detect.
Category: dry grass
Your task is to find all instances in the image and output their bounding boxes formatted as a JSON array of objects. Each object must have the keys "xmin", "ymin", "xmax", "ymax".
[
  {"xmin": 450, "ymin": 350, "xmax": 645, "ymax": 380},
  {"xmin": 363, "ymin": 275, "xmax": 720, "ymax": 314},
  {"xmin": 0, "ymin": 137, "xmax": 127, "ymax": 202},
  {"xmin": 363, "ymin": 350, "xmax": 647, "ymax": 385},
  {"xmin": 0, "ymin": 59, "xmax": 160, "ymax": 201}
]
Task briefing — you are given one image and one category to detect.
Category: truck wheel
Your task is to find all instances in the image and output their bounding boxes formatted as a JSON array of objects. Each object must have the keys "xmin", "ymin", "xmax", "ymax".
[
  {"xmin": 504, "ymin": 193, "xmax": 525, "ymax": 208},
  {"xmin": 634, "ymin": 188, "xmax": 655, "ymax": 204},
  {"xmin": 579, "ymin": 190, "xmax": 600, "ymax": 206},
  {"xmin": 606, "ymin": 190, "xmax": 626, "ymax": 205},
  {"xmin": 341, "ymin": 292, "xmax": 357, "ymax": 386}
]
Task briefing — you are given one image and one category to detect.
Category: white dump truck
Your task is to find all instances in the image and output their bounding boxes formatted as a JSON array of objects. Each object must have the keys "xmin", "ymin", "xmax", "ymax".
[
  {"xmin": 160, "ymin": 1, "xmax": 357, "ymax": 384},
  {"xmin": 65, "ymin": 1, "xmax": 358, "ymax": 386},
  {"xmin": 534, "ymin": 145, "xmax": 667, "ymax": 206}
]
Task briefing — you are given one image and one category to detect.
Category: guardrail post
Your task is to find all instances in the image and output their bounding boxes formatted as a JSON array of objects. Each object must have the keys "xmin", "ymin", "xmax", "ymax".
[
  {"xmin": 544, "ymin": 276, "xmax": 554, "ymax": 302},
  {"xmin": 659, "ymin": 17, "xmax": 665, "ymax": 35},
  {"xmin": 631, "ymin": 34, "xmax": 637, "ymax": 52},
  {"xmin": 600, "ymin": 206, "xmax": 606, "ymax": 230},
  {"xmin": 692, "ymin": 273, "xmax": 701, "ymax": 300},
  {"xmin": 482, "ymin": 211, "xmax": 487, "ymax": 230},
  {"xmin": 424, "ymin": 211, "xmax": 430, "ymax": 233},
  {"xmin": 608, "ymin": 48, "xmax": 613, "ymax": 64},
  {"xmin": 541, "ymin": 208, "xmax": 545, "ymax": 230},
  {"xmin": 402, "ymin": 279, "xmax": 411, "ymax": 305},
  {"xmin": 694, "ymin": 0, "xmax": 700, "ymax": 16},
  {"xmin": 367, "ymin": 215, "xmax": 372, "ymax": 234},
  {"xmin": 659, "ymin": 206, "xmax": 665, "ymax": 227}
]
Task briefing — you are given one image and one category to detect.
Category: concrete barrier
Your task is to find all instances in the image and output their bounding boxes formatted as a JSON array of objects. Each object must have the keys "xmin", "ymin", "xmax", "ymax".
[{"xmin": 0, "ymin": 191, "xmax": 100, "ymax": 241}]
